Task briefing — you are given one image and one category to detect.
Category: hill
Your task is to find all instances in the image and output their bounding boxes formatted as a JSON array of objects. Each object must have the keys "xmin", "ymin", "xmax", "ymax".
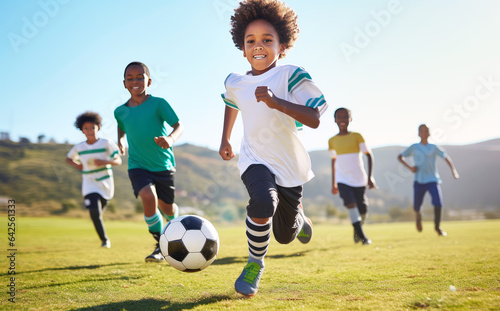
[
  {"xmin": 307, "ymin": 138, "xmax": 500, "ymax": 213},
  {"xmin": 1, "ymin": 139, "xmax": 499, "ymax": 221}
]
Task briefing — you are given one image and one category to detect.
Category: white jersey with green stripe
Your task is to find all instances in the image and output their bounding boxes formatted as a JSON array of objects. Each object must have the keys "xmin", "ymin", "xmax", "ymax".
[
  {"xmin": 66, "ymin": 138, "xmax": 120, "ymax": 199},
  {"xmin": 221, "ymin": 64, "xmax": 328, "ymax": 187}
]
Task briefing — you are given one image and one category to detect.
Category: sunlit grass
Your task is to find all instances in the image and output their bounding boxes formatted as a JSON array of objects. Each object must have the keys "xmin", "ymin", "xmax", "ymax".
[{"xmin": 1, "ymin": 217, "xmax": 499, "ymax": 310}]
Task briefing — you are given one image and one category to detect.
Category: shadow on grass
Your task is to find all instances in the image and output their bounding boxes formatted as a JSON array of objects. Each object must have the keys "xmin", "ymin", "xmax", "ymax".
[
  {"xmin": 212, "ymin": 249, "xmax": 315, "ymax": 266},
  {"xmin": 73, "ymin": 295, "xmax": 233, "ymax": 311},
  {"xmin": 10, "ymin": 262, "xmax": 132, "ymax": 276},
  {"xmin": 24, "ymin": 275, "xmax": 144, "ymax": 290}
]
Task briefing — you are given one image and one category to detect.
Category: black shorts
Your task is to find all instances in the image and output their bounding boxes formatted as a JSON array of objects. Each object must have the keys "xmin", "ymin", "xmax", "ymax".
[
  {"xmin": 128, "ymin": 168, "xmax": 175, "ymax": 204},
  {"xmin": 241, "ymin": 164, "xmax": 304, "ymax": 244},
  {"xmin": 84, "ymin": 193, "xmax": 108, "ymax": 210},
  {"xmin": 337, "ymin": 183, "xmax": 368, "ymax": 214}
]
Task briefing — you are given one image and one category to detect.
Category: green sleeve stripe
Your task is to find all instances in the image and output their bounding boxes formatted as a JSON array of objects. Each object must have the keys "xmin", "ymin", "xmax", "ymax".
[
  {"xmin": 78, "ymin": 148, "xmax": 106, "ymax": 155},
  {"xmin": 110, "ymin": 150, "xmax": 119, "ymax": 158},
  {"xmin": 96, "ymin": 175, "xmax": 111, "ymax": 181},
  {"xmin": 82, "ymin": 167, "xmax": 111, "ymax": 174},
  {"xmin": 306, "ymin": 95, "xmax": 326, "ymax": 108},
  {"xmin": 221, "ymin": 94, "xmax": 240, "ymax": 111},
  {"xmin": 295, "ymin": 120, "xmax": 303, "ymax": 131},
  {"xmin": 288, "ymin": 67, "xmax": 304, "ymax": 84},
  {"xmin": 288, "ymin": 72, "xmax": 312, "ymax": 92}
]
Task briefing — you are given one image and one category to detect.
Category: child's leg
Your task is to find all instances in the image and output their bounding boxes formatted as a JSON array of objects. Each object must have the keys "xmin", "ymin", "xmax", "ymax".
[
  {"xmin": 272, "ymin": 185, "xmax": 306, "ymax": 244},
  {"xmin": 158, "ymin": 201, "xmax": 179, "ymax": 222},
  {"xmin": 152, "ymin": 170, "xmax": 178, "ymax": 222},
  {"xmin": 235, "ymin": 164, "xmax": 276, "ymax": 297},
  {"xmin": 139, "ymin": 186, "xmax": 163, "ymax": 237},
  {"xmin": 338, "ymin": 184, "xmax": 371, "ymax": 244},
  {"xmin": 354, "ymin": 187, "xmax": 369, "ymax": 224},
  {"xmin": 428, "ymin": 183, "xmax": 446, "ymax": 235},
  {"xmin": 128, "ymin": 169, "xmax": 165, "ymax": 261},
  {"xmin": 84, "ymin": 193, "xmax": 109, "ymax": 245},
  {"xmin": 413, "ymin": 182, "xmax": 427, "ymax": 232},
  {"xmin": 241, "ymin": 164, "xmax": 277, "ymax": 266}
]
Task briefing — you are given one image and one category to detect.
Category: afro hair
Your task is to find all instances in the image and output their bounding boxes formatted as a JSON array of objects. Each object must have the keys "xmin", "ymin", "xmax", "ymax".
[
  {"xmin": 74, "ymin": 111, "xmax": 102, "ymax": 130},
  {"xmin": 230, "ymin": 0, "xmax": 299, "ymax": 59}
]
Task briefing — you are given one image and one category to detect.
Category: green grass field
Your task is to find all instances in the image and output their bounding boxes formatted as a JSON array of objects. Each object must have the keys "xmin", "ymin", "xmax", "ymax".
[{"xmin": 1, "ymin": 217, "xmax": 499, "ymax": 310}]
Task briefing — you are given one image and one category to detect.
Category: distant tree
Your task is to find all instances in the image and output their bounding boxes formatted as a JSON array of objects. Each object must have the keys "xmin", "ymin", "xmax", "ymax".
[
  {"xmin": 37, "ymin": 134, "xmax": 45, "ymax": 143},
  {"xmin": 19, "ymin": 137, "xmax": 30, "ymax": 144},
  {"xmin": 48, "ymin": 138, "xmax": 57, "ymax": 144}
]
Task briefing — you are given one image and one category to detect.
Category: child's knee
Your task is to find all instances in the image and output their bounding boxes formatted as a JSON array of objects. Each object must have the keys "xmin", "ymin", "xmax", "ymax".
[{"xmin": 248, "ymin": 193, "xmax": 277, "ymax": 217}]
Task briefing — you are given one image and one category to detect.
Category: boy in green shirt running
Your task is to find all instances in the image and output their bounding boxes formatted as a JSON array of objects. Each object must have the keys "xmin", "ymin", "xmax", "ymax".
[{"xmin": 114, "ymin": 62, "xmax": 184, "ymax": 262}]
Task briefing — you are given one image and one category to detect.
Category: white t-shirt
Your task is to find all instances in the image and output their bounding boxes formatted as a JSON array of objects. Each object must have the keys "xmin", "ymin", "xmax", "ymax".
[
  {"xmin": 67, "ymin": 138, "xmax": 120, "ymax": 199},
  {"xmin": 222, "ymin": 64, "xmax": 328, "ymax": 187}
]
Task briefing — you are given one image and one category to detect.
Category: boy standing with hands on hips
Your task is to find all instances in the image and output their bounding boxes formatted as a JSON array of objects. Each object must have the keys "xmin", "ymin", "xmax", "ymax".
[
  {"xmin": 398, "ymin": 124, "xmax": 459, "ymax": 236},
  {"xmin": 114, "ymin": 62, "xmax": 184, "ymax": 262},
  {"xmin": 219, "ymin": 0, "xmax": 328, "ymax": 297}
]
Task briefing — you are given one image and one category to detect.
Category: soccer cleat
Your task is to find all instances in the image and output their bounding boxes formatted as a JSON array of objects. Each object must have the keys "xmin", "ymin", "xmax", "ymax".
[
  {"xmin": 362, "ymin": 238, "xmax": 372, "ymax": 245},
  {"xmin": 354, "ymin": 228, "xmax": 361, "ymax": 243},
  {"xmin": 101, "ymin": 240, "xmax": 111, "ymax": 248},
  {"xmin": 297, "ymin": 216, "xmax": 313, "ymax": 244},
  {"xmin": 436, "ymin": 228, "xmax": 447, "ymax": 237},
  {"xmin": 235, "ymin": 261, "xmax": 264, "ymax": 297},
  {"xmin": 416, "ymin": 213, "xmax": 423, "ymax": 232},
  {"xmin": 145, "ymin": 243, "xmax": 165, "ymax": 262}
]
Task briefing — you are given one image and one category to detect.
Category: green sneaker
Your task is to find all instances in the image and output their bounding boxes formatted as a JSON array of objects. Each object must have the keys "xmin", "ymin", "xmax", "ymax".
[
  {"xmin": 235, "ymin": 261, "xmax": 264, "ymax": 297},
  {"xmin": 297, "ymin": 216, "xmax": 313, "ymax": 244}
]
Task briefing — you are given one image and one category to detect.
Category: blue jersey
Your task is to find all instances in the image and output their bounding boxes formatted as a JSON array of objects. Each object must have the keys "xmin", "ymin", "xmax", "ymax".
[{"xmin": 400, "ymin": 143, "xmax": 446, "ymax": 184}]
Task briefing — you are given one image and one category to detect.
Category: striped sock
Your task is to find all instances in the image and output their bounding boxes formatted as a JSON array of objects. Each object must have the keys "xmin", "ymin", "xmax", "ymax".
[
  {"xmin": 144, "ymin": 210, "xmax": 163, "ymax": 235},
  {"xmin": 246, "ymin": 216, "xmax": 271, "ymax": 267}
]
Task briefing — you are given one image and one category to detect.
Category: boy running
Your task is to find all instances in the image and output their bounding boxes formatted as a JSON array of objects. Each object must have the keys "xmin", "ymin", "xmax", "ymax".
[
  {"xmin": 328, "ymin": 108, "xmax": 376, "ymax": 245},
  {"xmin": 66, "ymin": 111, "xmax": 122, "ymax": 248},
  {"xmin": 114, "ymin": 62, "xmax": 184, "ymax": 261},
  {"xmin": 219, "ymin": 0, "xmax": 328, "ymax": 297}
]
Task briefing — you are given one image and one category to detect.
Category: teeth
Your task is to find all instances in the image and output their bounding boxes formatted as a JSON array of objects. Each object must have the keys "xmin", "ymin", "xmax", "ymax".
[{"xmin": 254, "ymin": 55, "xmax": 266, "ymax": 59}]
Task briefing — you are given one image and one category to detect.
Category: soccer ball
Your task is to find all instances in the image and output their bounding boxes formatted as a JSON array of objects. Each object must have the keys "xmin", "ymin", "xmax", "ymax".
[{"xmin": 159, "ymin": 215, "xmax": 219, "ymax": 272}]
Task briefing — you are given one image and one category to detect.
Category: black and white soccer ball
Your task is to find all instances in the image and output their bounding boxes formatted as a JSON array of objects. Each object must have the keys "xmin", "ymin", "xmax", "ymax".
[{"xmin": 159, "ymin": 215, "xmax": 219, "ymax": 272}]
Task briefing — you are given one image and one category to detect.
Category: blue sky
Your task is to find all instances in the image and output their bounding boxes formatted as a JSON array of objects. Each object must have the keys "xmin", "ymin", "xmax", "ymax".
[{"xmin": 2, "ymin": 0, "xmax": 499, "ymax": 152}]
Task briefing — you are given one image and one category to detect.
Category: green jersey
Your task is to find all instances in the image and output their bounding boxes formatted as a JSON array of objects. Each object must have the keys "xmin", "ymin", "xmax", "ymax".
[{"xmin": 114, "ymin": 95, "xmax": 179, "ymax": 171}]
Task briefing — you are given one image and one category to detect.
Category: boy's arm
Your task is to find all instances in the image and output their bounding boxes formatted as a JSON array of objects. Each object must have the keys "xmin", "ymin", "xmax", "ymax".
[
  {"xmin": 365, "ymin": 152, "xmax": 377, "ymax": 189},
  {"xmin": 154, "ymin": 121, "xmax": 184, "ymax": 149},
  {"xmin": 445, "ymin": 155, "xmax": 460, "ymax": 179},
  {"xmin": 219, "ymin": 106, "xmax": 238, "ymax": 160},
  {"xmin": 397, "ymin": 154, "xmax": 417, "ymax": 173},
  {"xmin": 65, "ymin": 157, "xmax": 83, "ymax": 171},
  {"xmin": 117, "ymin": 127, "xmax": 126, "ymax": 155},
  {"xmin": 255, "ymin": 86, "xmax": 320, "ymax": 129},
  {"xmin": 331, "ymin": 157, "xmax": 338, "ymax": 194},
  {"xmin": 94, "ymin": 156, "xmax": 122, "ymax": 167}
]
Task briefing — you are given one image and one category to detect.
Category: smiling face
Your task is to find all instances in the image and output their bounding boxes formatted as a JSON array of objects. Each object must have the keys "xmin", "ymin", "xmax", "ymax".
[
  {"xmin": 81, "ymin": 121, "xmax": 99, "ymax": 142},
  {"xmin": 334, "ymin": 109, "xmax": 351, "ymax": 133},
  {"xmin": 243, "ymin": 19, "xmax": 285, "ymax": 75},
  {"xmin": 123, "ymin": 65, "xmax": 151, "ymax": 97}
]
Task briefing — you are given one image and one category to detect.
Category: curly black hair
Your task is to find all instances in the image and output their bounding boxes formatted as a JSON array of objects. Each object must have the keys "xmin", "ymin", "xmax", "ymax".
[
  {"xmin": 74, "ymin": 111, "xmax": 102, "ymax": 130},
  {"xmin": 230, "ymin": 0, "xmax": 299, "ymax": 59}
]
